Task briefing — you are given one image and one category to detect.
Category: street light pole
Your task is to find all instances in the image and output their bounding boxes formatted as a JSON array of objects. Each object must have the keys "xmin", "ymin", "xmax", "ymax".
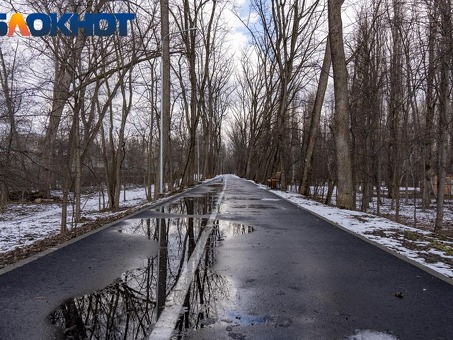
[
  {"xmin": 159, "ymin": 26, "xmax": 197, "ymax": 196},
  {"xmin": 159, "ymin": 0, "xmax": 170, "ymax": 197},
  {"xmin": 159, "ymin": 41, "xmax": 166, "ymax": 196}
]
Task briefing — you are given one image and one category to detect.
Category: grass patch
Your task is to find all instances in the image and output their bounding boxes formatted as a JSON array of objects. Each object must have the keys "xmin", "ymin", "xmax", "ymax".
[
  {"xmin": 404, "ymin": 230, "xmax": 421, "ymax": 241},
  {"xmin": 429, "ymin": 241, "xmax": 453, "ymax": 256}
]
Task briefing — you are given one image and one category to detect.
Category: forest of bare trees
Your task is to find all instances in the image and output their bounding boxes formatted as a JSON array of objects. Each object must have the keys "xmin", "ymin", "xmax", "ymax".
[
  {"xmin": 1, "ymin": 0, "xmax": 453, "ymax": 232},
  {"xmin": 0, "ymin": 0, "xmax": 232, "ymax": 233},
  {"xmin": 228, "ymin": 0, "xmax": 453, "ymax": 230}
]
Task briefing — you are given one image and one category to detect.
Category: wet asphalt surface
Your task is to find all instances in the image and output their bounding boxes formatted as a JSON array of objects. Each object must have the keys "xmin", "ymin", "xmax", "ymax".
[
  {"xmin": 0, "ymin": 178, "xmax": 224, "ymax": 340},
  {"xmin": 182, "ymin": 176, "xmax": 453, "ymax": 340},
  {"xmin": 1, "ymin": 175, "xmax": 453, "ymax": 339},
  {"xmin": 0, "ymin": 208, "xmax": 159, "ymax": 339}
]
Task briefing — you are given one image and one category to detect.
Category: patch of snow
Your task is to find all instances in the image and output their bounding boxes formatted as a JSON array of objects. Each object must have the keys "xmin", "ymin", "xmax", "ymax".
[
  {"xmin": 346, "ymin": 329, "xmax": 399, "ymax": 340},
  {"xmin": 0, "ymin": 186, "xmax": 153, "ymax": 254}
]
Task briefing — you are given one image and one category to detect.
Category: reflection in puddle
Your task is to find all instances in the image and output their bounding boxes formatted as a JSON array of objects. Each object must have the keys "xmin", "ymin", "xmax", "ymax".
[
  {"xmin": 224, "ymin": 311, "xmax": 273, "ymax": 325},
  {"xmin": 116, "ymin": 218, "xmax": 157, "ymax": 237},
  {"xmin": 158, "ymin": 197, "xmax": 213, "ymax": 216},
  {"xmin": 217, "ymin": 221, "xmax": 254, "ymax": 239},
  {"xmin": 153, "ymin": 192, "xmax": 219, "ymax": 216},
  {"xmin": 115, "ymin": 219, "xmax": 253, "ymax": 240},
  {"xmin": 48, "ymin": 216, "xmax": 253, "ymax": 339},
  {"xmin": 171, "ymin": 222, "xmax": 254, "ymax": 339},
  {"xmin": 48, "ymin": 260, "xmax": 157, "ymax": 339}
]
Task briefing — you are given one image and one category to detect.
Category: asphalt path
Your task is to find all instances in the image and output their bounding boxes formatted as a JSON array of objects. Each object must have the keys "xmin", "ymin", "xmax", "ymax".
[
  {"xmin": 0, "ymin": 211, "xmax": 159, "ymax": 339},
  {"xmin": 1, "ymin": 175, "xmax": 453, "ymax": 340},
  {"xmin": 183, "ymin": 175, "xmax": 453, "ymax": 340}
]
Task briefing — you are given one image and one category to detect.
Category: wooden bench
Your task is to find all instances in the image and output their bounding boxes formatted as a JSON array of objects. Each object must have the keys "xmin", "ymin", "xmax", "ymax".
[{"xmin": 267, "ymin": 171, "xmax": 282, "ymax": 189}]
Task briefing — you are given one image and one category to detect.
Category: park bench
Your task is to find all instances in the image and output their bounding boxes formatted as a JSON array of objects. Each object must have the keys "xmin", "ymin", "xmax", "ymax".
[{"xmin": 267, "ymin": 171, "xmax": 282, "ymax": 189}]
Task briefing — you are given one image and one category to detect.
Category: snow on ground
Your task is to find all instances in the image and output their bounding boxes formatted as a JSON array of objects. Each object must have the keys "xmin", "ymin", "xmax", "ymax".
[
  {"xmin": 0, "ymin": 187, "xmax": 150, "ymax": 253},
  {"xmin": 345, "ymin": 329, "xmax": 398, "ymax": 340},
  {"xmin": 288, "ymin": 184, "xmax": 453, "ymax": 231},
  {"xmin": 270, "ymin": 188, "xmax": 453, "ymax": 280}
]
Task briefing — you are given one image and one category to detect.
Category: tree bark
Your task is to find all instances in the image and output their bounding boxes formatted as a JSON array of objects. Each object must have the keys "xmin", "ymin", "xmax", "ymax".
[
  {"xmin": 300, "ymin": 37, "xmax": 331, "ymax": 196},
  {"xmin": 422, "ymin": 1, "xmax": 437, "ymax": 210},
  {"xmin": 328, "ymin": 0, "xmax": 355, "ymax": 209},
  {"xmin": 435, "ymin": 0, "xmax": 451, "ymax": 231},
  {"xmin": 387, "ymin": 0, "xmax": 403, "ymax": 221},
  {"xmin": 0, "ymin": 47, "xmax": 18, "ymax": 206},
  {"xmin": 160, "ymin": 0, "xmax": 171, "ymax": 195}
]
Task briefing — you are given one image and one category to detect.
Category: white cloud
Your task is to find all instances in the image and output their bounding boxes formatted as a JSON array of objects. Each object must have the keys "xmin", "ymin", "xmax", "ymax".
[{"xmin": 220, "ymin": 0, "xmax": 254, "ymax": 64}]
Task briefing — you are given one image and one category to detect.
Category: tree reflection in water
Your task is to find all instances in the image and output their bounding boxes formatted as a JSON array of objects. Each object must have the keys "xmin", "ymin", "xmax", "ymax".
[
  {"xmin": 174, "ymin": 221, "xmax": 254, "ymax": 338},
  {"xmin": 49, "ymin": 255, "xmax": 158, "ymax": 339},
  {"xmin": 48, "ymin": 196, "xmax": 253, "ymax": 339}
]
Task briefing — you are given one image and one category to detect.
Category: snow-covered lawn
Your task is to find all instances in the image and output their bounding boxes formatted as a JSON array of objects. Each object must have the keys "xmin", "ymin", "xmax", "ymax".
[
  {"xmin": 271, "ymin": 189, "xmax": 453, "ymax": 280},
  {"xmin": 0, "ymin": 187, "xmax": 150, "ymax": 253}
]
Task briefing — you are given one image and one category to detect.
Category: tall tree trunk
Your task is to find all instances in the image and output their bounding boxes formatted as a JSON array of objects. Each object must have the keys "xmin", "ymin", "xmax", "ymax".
[
  {"xmin": 186, "ymin": 22, "xmax": 198, "ymax": 188},
  {"xmin": 435, "ymin": 71, "xmax": 449, "ymax": 231},
  {"xmin": 41, "ymin": 33, "xmax": 88, "ymax": 198},
  {"xmin": 72, "ymin": 57, "xmax": 85, "ymax": 224},
  {"xmin": 41, "ymin": 64, "xmax": 72, "ymax": 198},
  {"xmin": 300, "ymin": 37, "xmax": 331, "ymax": 196},
  {"xmin": 113, "ymin": 74, "xmax": 132, "ymax": 209},
  {"xmin": 160, "ymin": 0, "xmax": 170, "ymax": 195},
  {"xmin": 422, "ymin": 1, "xmax": 437, "ymax": 210},
  {"xmin": 147, "ymin": 63, "xmax": 157, "ymax": 201},
  {"xmin": 328, "ymin": 0, "xmax": 355, "ymax": 209},
  {"xmin": 74, "ymin": 101, "xmax": 82, "ymax": 224},
  {"xmin": 60, "ymin": 109, "xmax": 78, "ymax": 233},
  {"xmin": 388, "ymin": 0, "xmax": 403, "ymax": 221},
  {"xmin": 435, "ymin": 0, "xmax": 451, "ymax": 231},
  {"xmin": 0, "ymin": 47, "xmax": 18, "ymax": 206}
]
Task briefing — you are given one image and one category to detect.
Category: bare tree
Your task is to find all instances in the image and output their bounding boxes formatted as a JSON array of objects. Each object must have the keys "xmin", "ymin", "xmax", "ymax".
[
  {"xmin": 349, "ymin": 2, "xmax": 387, "ymax": 212},
  {"xmin": 160, "ymin": 0, "xmax": 171, "ymax": 195},
  {"xmin": 435, "ymin": 0, "xmax": 452, "ymax": 231},
  {"xmin": 300, "ymin": 36, "xmax": 331, "ymax": 196},
  {"xmin": 328, "ymin": 0, "xmax": 354, "ymax": 209},
  {"xmin": 422, "ymin": 0, "xmax": 437, "ymax": 210},
  {"xmin": 231, "ymin": 0, "xmax": 322, "ymax": 188},
  {"xmin": 386, "ymin": 0, "xmax": 404, "ymax": 220},
  {"xmin": 0, "ymin": 46, "xmax": 19, "ymax": 205},
  {"xmin": 196, "ymin": 2, "xmax": 233, "ymax": 180}
]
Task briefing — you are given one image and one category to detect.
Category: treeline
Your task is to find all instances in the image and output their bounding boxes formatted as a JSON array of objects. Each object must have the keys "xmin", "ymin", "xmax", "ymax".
[
  {"xmin": 2, "ymin": 0, "xmax": 453, "ymax": 232},
  {"xmin": 227, "ymin": 0, "xmax": 453, "ymax": 230},
  {"xmin": 0, "ymin": 0, "xmax": 231, "ymax": 232}
]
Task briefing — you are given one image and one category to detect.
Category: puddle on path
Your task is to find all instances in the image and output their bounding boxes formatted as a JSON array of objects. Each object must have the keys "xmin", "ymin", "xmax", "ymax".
[
  {"xmin": 168, "ymin": 221, "xmax": 254, "ymax": 339},
  {"xmin": 48, "ymin": 219, "xmax": 254, "ymax": 339}
]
